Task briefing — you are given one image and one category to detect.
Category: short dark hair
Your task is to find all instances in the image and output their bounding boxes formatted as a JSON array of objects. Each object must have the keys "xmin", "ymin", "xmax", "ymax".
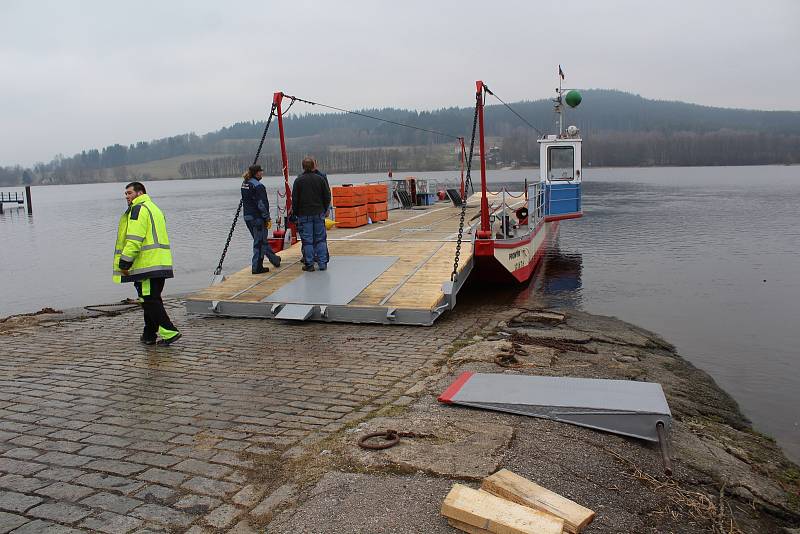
[
  {"xmin": 125, "ymin": 182, "xmax": 146, "ymax": 194},
  {"xmin": 301, "ymin": 157, "xmax": 315, "ymax": 172}
]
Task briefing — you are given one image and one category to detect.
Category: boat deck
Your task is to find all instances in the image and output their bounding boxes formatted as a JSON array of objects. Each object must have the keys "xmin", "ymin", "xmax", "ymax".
[{"xmin": 186, "ymin": 199, "xmax": 486, "ymax": 325}]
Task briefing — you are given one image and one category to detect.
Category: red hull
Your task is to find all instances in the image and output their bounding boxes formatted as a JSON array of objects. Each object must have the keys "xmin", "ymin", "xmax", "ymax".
[{"xmin": 472, "ymin": 220, "xmax": 561, "ymax": 284}]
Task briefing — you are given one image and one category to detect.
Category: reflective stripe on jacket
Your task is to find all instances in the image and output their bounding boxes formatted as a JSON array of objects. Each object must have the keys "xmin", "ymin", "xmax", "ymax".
[{"xmin": 112, "ymin": 194, "xmax": 174, "ymax": 283}]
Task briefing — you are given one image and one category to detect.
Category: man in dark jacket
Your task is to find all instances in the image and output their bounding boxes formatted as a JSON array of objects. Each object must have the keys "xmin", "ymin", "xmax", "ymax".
[
  {"xmin": 291, "ymin": 157, "xmax": 332, "ymax": 271},
  {"xmin": 241, "ymin": 164, "xmax": 281, "ymax": 274},
  {"xmin": 312, "ymin": 161, "xmax": 332, "ymax": 265}
]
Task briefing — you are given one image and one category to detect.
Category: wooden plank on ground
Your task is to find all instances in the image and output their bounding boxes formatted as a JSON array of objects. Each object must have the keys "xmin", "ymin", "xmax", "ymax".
[
  {"xmin": 448, "ymin": 517, "xmax": 492, "ymax": 534},
  {"xmin": 441, "ymin": 484, "xmax": 563, "ymax": 534},
  {"xmin": 481, "ymin": 469, "xmax": 595, "ymax": 533}
]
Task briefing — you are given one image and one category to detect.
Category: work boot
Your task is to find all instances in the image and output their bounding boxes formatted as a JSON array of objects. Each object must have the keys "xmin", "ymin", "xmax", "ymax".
[
  {"xmin": 271, "ymin": 257, "xmax": 281, "ymax": 268},
  {"xmin": 140, "ymin": 335, "xmax": 156, "ymax": 346},
  {"xmin": 252, "ymin": 266, "xmax": 269, "ymax": 274},
  {"xmin": 156, "ymin": 332, "xmax": 182, "ymax": 346},
  {"xmin": 156, "ymin": 327, "xmax": 182, "ymax": 346},
  {"xmin": 317, "ymin": 264, "xmax": 327, "ymax": 271},
  {"xmin": 302, "ymin": 264, "xmax": 315, "ymax": 272}
]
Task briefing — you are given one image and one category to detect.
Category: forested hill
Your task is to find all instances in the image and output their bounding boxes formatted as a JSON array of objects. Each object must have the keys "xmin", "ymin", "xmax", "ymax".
[
  {"xmin": 217, "ymin": 89, "xmax": 800, "ymax": 141},
  {"xmin": 2, "ymin": 89, "xmax": 799, "ymax": 186}
]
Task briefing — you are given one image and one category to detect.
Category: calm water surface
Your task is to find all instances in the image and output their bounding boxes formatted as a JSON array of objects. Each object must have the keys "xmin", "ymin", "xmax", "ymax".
[{"xmin": 1, "ymin": 166, "xmax": 798, "ymax": 461}]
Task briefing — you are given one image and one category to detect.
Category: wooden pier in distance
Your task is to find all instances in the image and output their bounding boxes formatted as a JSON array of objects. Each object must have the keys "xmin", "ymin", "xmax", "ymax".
[
  {"xmin": 0, "ymin": 187, "xmax": 32, "ymax": 215},
  {"xmin": 186, "ymin": 198, "xmax": 486, "ymax": 325}
]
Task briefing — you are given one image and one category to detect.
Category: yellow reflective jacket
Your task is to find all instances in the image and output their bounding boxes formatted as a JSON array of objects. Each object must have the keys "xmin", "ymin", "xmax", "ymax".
[{"xmin": 113, "ymin": 194, "xmax": 174, "ymax": 283}]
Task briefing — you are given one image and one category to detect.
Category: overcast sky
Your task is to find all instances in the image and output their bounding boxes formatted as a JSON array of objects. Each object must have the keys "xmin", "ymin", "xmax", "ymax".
[{"xmin": 1, "ymin": 0, "xmax": 798, "ymax": 166}]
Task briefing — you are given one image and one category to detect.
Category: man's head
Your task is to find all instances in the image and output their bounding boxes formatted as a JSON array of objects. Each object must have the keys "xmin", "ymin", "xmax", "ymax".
[
  {"xmin": 301, "ymin": 157, "xmax": 315, "ymax": 173},
  {"xmin": 248, "ymin": 165, "xmax": 264, "ymax": 180},
  {"xmin": 124, "ymin": 182, "xmax": 146, "ymax": 206}
]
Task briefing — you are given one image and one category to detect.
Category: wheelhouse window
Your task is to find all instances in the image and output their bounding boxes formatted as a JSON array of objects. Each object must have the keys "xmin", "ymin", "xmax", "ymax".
[{"xmin": 548, "ymin": 146, "xmax": 574, "ymax": 180}]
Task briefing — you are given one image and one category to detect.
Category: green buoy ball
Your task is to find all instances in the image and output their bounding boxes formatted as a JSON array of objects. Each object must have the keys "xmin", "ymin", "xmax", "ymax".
[{"xmin": 565, "ymin": 90, "xmax": 582, "ymax": 108}]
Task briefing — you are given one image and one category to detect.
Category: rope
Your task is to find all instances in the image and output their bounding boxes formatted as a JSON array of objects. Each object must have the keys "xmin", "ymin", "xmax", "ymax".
[
  {"xmin": 488, "ymin": 188, "xmax": 525, "ymax": 199},
  {"xmin": 484, "ymin": 86, "xmax": 545, "ymax": 137},
  {"xmin": 83, "ymin": 302, "xmax": 140, "ymax": 315},
  {"xmin": 450, "ymin": 90, "xmax": 481, "ymax": 282},
  {"xmin": 282, "ymin": 94, "xmax": 462, "ymax": 141},
  {"xmin": 213, "ymin": 102, "xmax": 278, "ymax": 277},
  {"xmin": 357, "ymin": 429, "xmax": 436, "ymax": 450}
]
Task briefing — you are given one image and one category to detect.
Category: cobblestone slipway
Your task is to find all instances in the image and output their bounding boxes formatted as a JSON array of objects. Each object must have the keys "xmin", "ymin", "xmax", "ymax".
[{"xmin": 0, "ymin": 300, "xmax": 493, "ymax": 533}]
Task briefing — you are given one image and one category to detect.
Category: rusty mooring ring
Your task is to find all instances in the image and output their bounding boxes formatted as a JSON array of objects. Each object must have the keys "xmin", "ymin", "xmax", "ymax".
[{"xmin": 357, "ymin": 430, "xmax": 400, "ymax": 450}]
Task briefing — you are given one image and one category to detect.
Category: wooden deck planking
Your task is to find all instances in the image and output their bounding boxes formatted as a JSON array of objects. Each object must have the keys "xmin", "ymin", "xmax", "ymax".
[{"xmin": 187, "ymin": 198, "xmax": 487, "ymax": 313}]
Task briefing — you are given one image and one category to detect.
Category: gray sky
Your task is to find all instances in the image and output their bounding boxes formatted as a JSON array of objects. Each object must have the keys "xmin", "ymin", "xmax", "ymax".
[{"xmin": 1, "ymin": 0, "xmax": 798, "ymax": 166}]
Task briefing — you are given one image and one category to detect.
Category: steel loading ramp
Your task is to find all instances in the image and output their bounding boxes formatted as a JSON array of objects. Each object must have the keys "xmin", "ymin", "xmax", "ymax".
[{"xmin": 438, "ymin": 372, "xmax": 672, "ymax": 442}]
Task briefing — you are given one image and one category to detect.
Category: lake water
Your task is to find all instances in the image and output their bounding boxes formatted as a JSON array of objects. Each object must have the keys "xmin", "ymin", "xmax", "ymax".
[{"xmin": 1, "ymin": 166, "xmax": 798, "ymax": 462}]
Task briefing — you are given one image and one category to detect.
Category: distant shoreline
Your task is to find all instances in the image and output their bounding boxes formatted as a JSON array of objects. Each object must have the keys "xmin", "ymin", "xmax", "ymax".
[{"xmin": 1, "ymin": 162, "xmax": 796, "ymax": 188}]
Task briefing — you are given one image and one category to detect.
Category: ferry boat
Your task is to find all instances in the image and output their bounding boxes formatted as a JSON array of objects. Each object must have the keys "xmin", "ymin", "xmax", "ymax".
[
  {"xmin": 186, "ymin": 76, "xmax": 584, "ymax": 325},
  {"xmin": 470, "ymin": 80, "xmax": 583, "ymax": 284}
]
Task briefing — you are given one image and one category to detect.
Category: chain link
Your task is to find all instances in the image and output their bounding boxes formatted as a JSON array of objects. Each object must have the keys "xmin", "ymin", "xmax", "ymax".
[
  {"xmin": 450, "ymin": 92, "xmax": 481, "ymax": 282},
  {"xmin": 213, "ymin": 102, "xmax": 278, "ymax": 276}
]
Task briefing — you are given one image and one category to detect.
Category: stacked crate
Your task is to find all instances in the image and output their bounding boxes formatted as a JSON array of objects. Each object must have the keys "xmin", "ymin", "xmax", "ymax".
[
  {"xmin": 366, "ymin": 184, "xmax": 388, "ymax": 221},
  {"xmin": 331, "ymin": 185, "xmax": 368, "ymax": 228}
]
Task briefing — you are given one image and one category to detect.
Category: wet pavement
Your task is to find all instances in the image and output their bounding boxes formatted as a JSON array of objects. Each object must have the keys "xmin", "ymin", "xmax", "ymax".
[{"xmin": 0, "ymin": 299, "xmax": 492, "ymax": 533}]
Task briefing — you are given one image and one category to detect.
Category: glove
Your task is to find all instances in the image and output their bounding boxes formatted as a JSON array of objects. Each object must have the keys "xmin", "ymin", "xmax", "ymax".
[
  {"xmin": 288, "ymin": 213, "xmax": 298, "ymax": 224},
  {"xmin": 265, "ymin": 220, "xmax": 272, "ymax": 229}
]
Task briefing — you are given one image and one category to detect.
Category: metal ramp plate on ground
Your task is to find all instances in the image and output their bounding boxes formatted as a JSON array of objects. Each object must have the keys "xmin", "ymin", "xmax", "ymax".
[
  {"xmin": 262, "ymin": 256, "xmax": 398, "ymax": 305},
  {"xmin": 438, "ymin": 372, "xmax": 671, "ymax": 442}
]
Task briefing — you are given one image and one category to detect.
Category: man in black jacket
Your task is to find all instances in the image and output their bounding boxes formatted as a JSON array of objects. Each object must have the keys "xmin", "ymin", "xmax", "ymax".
[{"xmin": 291, "ymin": 157, "xmax": 332, "ymax": 271}]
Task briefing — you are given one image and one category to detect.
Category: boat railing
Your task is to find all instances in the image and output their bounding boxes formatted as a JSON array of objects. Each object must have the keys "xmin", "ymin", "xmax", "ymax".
[
  {"xmin": 489, "ymin": 186, "xmax": 541, "ymax": 238},
  {"xmin": 528, "ymin": 182, "xmax": 545, "ymax": 228}
]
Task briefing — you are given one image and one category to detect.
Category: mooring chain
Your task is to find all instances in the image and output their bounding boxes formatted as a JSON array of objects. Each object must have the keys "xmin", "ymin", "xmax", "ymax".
[
  {"xmin": 213, "ymin": 103, "xmax": 278, "ymax": 277},
  {"xmin": 357, "ymin": 429, "xmax": 437, "ymax": 450},
  {"xmin": 450, "ymin": 92, "xmax": 481, "ymax": 282}
]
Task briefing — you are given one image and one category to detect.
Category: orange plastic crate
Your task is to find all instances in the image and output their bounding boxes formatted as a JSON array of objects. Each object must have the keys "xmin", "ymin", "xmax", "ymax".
[
  {"xmin": 332, "ymin": 185, "xmax": 368, "ymax": 207},
  {"xmin": 335, "ymin": 205, "xmax": 367, "ymax": 219},
  {"xmin": 366, "ymin": 184, "xmax": 388, "ymax": 203},
  {"xmin": 335, "ymin": 214, "xmax": 368, "ymax": 228}
]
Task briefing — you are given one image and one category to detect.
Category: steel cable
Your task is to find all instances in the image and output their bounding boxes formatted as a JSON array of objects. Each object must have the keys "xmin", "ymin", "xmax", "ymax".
[
  {"xmin": 484, "ymin": 87, "xmax": 545, "ymax": 137},
  {"xmin": 281, "ymin": 94, "xmax": 462, "ymax": 140}
]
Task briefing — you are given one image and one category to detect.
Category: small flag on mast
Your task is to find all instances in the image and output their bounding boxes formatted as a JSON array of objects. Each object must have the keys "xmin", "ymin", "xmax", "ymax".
[{"xmin": 558, "ymin": 65, "xmax": 565, "ymax": 80}]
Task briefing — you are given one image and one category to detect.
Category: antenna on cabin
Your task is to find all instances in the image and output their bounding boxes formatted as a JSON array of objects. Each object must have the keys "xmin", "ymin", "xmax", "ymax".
[
  {"xmin": 554, "ymin": 65, "xmax": 582, "ymax": 138},
  {"xmin": 555, "ymin": 65, "xmax": 565, "ymax": 136}
]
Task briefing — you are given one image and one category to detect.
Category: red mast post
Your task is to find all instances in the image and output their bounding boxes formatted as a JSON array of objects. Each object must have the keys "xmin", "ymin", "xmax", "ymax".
[
  {"xmin": 476, "ymin": 81, "xmax": 490, "ymax": 236},
  {"xmin": 273, "ymin": 92, "xmax": 295, "ymax": 237}
]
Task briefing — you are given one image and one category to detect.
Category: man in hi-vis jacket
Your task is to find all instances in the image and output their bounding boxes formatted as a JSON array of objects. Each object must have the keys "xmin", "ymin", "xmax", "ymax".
[{"xmin": 113, "ymin": 182, "xmax": 181, "ymax": 346}]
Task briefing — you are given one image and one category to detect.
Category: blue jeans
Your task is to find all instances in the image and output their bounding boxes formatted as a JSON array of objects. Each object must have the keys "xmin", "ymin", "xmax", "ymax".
[
  {"xmin": 297, "ymin": 214, "xmax": 329, "ymax": 267},
  {"xmin": 245, "ymin": 218, "xmax": 280, "ymax": 270}
]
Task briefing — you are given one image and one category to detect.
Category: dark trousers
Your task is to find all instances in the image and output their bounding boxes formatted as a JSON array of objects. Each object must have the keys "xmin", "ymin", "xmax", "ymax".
[
  {"xmin": 134, "ymin": 278, "xmax": 177, "ymax": 341},
  {"xmin": 297, "ymin": 214, "xmax": 329, "ymax": 267},
  {"xmin": 245, "ymin": 218, "xmax": 281, "ymax": 271}
]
